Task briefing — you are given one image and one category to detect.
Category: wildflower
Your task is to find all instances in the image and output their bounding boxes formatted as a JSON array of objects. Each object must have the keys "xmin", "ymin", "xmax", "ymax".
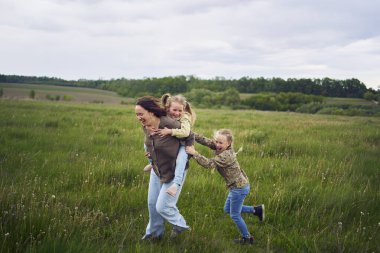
[
  {"xmin": 338, "ymin": 222, "xmax": 342, "ymax": 231},
  {"xmin": 51, "ymin": 195, "xmax": 56, "ymax": 199},
  {"xmin": 360, "ymin": 211, "xmax": 364, "ymax": 216},
  {"xmin": 5, "ymin": 233, "xmax": 10, "ymax": 237}
]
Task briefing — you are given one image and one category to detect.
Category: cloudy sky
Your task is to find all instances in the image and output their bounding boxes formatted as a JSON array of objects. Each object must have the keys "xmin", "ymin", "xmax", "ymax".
[{"xmin": 1, "ymin": 0, "xmax": 379, "ymax": 89}]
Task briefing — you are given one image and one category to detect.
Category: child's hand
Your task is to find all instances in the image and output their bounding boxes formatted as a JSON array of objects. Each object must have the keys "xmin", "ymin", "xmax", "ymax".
[
  {"xmin": 146, "ymin": 126, "xmax": 158, "ymax": 135},
  {"xmin": 185, "ymin": 146, "xmax": 197, "ymax": 155},
  {"xmin": 144, "ymin": 151, "xmax": 151, "ymax": 158},
  {"xmin": 166, "ymin": 184, "xmax": 178, "ymax": 197},
  {"xmin": 156, "ymin": 127, "xmax": 172, "ymax": 137}
]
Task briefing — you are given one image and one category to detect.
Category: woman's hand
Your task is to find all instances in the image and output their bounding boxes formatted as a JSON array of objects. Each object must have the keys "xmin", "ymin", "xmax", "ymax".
[
  {"xmin": 156, "ymin": 127, "xmax": 172, "ymax": 137},
  {"xmin": 166, "ymin": 184, "xmax": 178, "ymax": 197},
  {"xmin": 185, "ymin": 146, "xmax": 197, "ymax": 155}
]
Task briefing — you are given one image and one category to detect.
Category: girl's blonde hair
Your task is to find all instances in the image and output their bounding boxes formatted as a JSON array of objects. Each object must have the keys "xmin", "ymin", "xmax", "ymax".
[
  {"xmin": 215, "ymin": 129, "xmax": 243, "ymax": 154},
  {"xmin": 161, "ymin": 93, "xmax": 196, "ymax": 125},
  {"xmin": 214, "ymin": 129, "xmax": 234, "ymax": 145}
]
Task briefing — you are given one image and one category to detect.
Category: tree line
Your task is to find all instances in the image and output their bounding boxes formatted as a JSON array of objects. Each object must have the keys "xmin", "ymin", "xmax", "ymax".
[{"xmin": 1, "ymin": 74, "xmax": 378, "ymax": 99}]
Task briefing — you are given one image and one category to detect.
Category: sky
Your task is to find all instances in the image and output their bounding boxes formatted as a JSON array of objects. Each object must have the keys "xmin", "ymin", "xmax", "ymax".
[{"xmin": 1, "ymin": 0, "xmax": 380, "ymax": 90}]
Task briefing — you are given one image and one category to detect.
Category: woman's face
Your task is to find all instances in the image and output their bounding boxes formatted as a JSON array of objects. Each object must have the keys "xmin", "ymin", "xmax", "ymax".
[
  {"xmin": 213, "ymin": 134, "xmax": 230, "ymax": 154},
  {"xmin": 168, "ymin": 101, "xmax": 184, "ymax": 120},
  {"xmin": 135, "ymin": 105, "xmax": 153, "ymax": 126}
]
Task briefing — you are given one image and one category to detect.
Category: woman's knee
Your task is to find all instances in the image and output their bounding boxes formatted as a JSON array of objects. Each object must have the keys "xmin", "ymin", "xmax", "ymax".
[{"xmin": 156, "ymin": 201, "xmax": 169, "ymax": 216}]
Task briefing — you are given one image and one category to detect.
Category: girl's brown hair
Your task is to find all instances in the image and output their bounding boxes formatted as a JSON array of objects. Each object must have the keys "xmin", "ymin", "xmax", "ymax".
[{"xmin": 161, "ymin": 93, "xmax": 196, "ymax": 125}]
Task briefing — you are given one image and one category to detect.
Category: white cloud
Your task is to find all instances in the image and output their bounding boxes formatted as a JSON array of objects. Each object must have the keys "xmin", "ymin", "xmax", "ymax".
[{"xmin": 0, "ymin": 0, "xmax": 379, "ymax": 89}]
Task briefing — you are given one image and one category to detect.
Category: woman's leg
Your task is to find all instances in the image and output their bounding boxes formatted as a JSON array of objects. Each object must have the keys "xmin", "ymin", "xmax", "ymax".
[
  {"xmin": 156, "ymin": 170, "xmax": 189, "ymax": 230},
  {"xmin": 144, "ymin": 170, "xmax": 165, "ymax": 238},
  {"xmin": 228, "ymin": 185, "xmax": 251, "ymax": 238}
]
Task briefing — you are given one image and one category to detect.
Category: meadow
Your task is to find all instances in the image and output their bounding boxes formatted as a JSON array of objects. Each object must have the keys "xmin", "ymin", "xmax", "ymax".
[
  {"xmin": 0, "ymin": 83, "xmax": 131, "ymax": 104},
  {"xmin": 0, "ymin": 98, "xmax": 379, "ymax": 253}
]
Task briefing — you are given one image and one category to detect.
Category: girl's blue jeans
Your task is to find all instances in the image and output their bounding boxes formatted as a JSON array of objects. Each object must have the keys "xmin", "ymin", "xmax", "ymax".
[
  {"xmin": 144, "ymin": 169, "xmax": 189, "ymax": 238},
  {"xmin": 144, "ymin": 143, "xmax": 188, "ymax": 186},
  {"xmin": 224, "ymin": 184, "xmax": 254, "ymax": 238},
  {"xmin": 173, "ymin": 145, "xmax": 187, "ymax": 186}
]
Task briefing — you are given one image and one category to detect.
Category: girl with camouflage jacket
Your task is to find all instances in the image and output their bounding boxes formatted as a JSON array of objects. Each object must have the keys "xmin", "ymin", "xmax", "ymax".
[{"xmin": 186, "ymin": 129, "xmax": 265, "ymax": 245}]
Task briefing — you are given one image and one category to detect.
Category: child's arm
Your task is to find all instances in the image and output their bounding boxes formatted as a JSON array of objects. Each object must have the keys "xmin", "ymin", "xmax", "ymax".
[
  {"xmin": 194, "ymin": 133, "xmax": 216, "ymax": 150},
  {"xmin": 171, "ymin": 113, "xmax": 191, "ymax": 138},
  {"xmin": 186, "ymin": 146, "xmax": 233, "ymax": 169},
  {"xmin": 156, "ymin": 113, "xmax": 191, "ymax": 138}
]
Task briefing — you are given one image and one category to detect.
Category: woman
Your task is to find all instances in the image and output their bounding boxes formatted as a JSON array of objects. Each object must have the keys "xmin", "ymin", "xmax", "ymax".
[{"xmin": 135, "ymin": 96, "xmax": 192, "ymax": 240}]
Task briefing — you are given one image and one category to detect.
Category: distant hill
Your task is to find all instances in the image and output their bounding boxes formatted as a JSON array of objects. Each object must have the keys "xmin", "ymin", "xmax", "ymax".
[{"xmin": 0, "ymin": 83, "xmax": 132, "ymax": 104}]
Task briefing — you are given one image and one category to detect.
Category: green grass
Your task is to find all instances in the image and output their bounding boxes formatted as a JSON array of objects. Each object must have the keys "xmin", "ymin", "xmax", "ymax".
[
  {"xmin": 1, "ymin": 100, "xmax": 380, "ymax": 253},
  {"xmin": 325, "ymin": 97, "xmax": 376, "ymax": 106}
]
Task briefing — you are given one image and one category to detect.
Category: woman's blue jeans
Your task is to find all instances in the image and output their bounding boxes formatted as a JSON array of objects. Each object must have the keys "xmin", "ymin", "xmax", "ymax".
[
  {"xmin": 224, "ymin": 184, "xmax": 254, "ymax": 238},
  {"xmin": 144, "ymin": 169, "xmax": 189, "ymax": 237}
]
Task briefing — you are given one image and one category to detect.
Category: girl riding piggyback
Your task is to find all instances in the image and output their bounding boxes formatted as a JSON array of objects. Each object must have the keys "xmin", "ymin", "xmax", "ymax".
[{"xmin": 143, "ymin": 93, "xmax": 196, "ymax": 196}]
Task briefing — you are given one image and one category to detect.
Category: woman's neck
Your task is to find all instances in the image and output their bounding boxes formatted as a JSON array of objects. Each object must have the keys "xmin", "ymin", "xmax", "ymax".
[{"xmin": 151, "ymin": 116, "xmax": 160, "ymax": 128}]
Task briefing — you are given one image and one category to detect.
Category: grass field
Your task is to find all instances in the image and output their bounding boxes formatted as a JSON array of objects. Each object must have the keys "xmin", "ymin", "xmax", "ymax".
[
  {"xmin": 1, "ymin": 98, "xmax": 380, "ymax": 253},
  {"xmin": 0, "ymin": 83, "xmax": 131, "ymax": 104}
]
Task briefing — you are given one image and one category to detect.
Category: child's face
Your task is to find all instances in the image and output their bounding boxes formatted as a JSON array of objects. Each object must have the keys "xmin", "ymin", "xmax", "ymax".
[
  {"xmin": 213, "ymin": 134, "xmax": 230, "ymax": 154},
  {"xmin": 168, "ymin": 101, "xmax": 184, "ymax": 120}
]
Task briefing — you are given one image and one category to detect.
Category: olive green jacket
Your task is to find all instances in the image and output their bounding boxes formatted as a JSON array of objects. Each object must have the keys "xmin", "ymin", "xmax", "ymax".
[{"xmin": 144, "ymin": 116, "xmax": 193, "ymax": 183}]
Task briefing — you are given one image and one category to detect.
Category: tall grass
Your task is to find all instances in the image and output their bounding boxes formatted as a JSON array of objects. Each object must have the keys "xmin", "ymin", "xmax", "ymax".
[{"xmin": 1, "ymin": 100, "xmax": 379, "ymax": 252}]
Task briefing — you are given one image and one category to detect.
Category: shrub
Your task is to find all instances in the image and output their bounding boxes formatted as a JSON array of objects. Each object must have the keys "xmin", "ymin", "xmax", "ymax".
[
  {"xmin": 62, "ymin": 95, "xmax": 74, "ymax": 101},
  {"xmin": 29, "ymin": 90, "xmax": 36, "ymax": 99},
  {"xmin": 46, "ymin": 94, "xmax": 54, "ymax": 101}
]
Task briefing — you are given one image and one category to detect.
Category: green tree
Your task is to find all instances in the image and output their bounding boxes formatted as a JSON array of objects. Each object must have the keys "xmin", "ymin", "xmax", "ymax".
[
  {"xmin": 0, "ymin": 88, "xmax": 3, "ymax": 97},
  {"xmin": 363, "ymin": 91, "xmax": 376, "ymax": 101}
]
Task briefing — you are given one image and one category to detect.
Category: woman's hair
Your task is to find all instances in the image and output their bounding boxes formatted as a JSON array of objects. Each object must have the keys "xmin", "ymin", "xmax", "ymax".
[
  {"xmin": 136, "ymin": 96, "xmax": 167, "ymax": 117},
  {"xmin": 214, "ymin": 129, "xmax": 234, "ymax": 145},
  {"xmin": 161, "ymin": 93, "xmax": 196, "ymax": 125}
]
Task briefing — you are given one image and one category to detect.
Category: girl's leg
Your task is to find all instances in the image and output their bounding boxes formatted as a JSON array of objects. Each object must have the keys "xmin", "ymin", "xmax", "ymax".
[
  {"xmin": 241, "ymin": 205, "xmax": 254, "ymax": 213},
  {"xmin": 156, "ymin": 170, "xmax": 189, "ymax": 230},
  {"xmin": 172, "ymin": 145, "xmax": 187, "ymax": 186},
  {"xmin": 144, "ymin": 170, "xmax": 165, "ymax": 238},
  {"xmin": 228, "ymin": 185, "xmax": 251, "ymax": 238},
  {"xmin": 224, "ymin": 188, "xmax": 254, "ymax": 214}
]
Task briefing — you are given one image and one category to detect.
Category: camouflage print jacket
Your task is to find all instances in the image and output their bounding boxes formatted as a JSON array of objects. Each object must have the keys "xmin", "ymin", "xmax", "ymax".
[{"xmin": 193, "ymin": 133, "xmax": 249, "ymax": 189}]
